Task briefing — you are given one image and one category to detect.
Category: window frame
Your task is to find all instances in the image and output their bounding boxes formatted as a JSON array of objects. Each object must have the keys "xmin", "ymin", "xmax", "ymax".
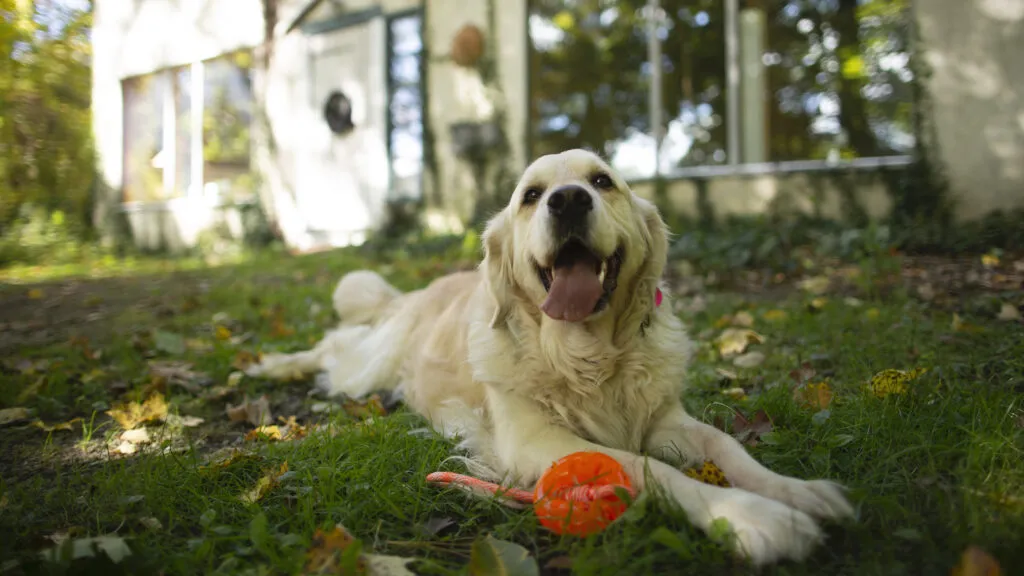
[{"xmin": 523, "ymin": 0, "xmax": 915, "ymax": 182}]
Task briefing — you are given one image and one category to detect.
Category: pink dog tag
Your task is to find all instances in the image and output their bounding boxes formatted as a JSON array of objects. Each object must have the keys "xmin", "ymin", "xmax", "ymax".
[{"xmin": 655, "ymin": 288, "xmax": 663, "ymax": 308}]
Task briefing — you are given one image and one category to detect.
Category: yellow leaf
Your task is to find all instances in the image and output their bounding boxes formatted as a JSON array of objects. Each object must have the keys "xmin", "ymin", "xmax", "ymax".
[
  {"xmin": 762, "ymin": 309, "xmax": 788, "ymax": 322},
  {"xmin": 106, "ymin": 393, "xmax": 168, "ymax": 430},
  {"xmin": 31, "ymin": 418, "xmax": 82, "ymax": 433},
  {"xmin": 684, "ymin": 461, "xmax": 731, "ymax": 487},
  {"xmin": 240, "ymin": 461, "xmax": 289, "ymax": 504},
  {"xmin": 980, "ymin": 253, "xmax": 1000, "ymax": 269},
  {"xmin": 867, "ymin": 368, "xmax": 927, "ymax": 398},
  {"xmin": 245, "ymin": 425, "xmax": 283, "ymax": 442},
  {"xmin": 951, "ymin": 545, "xmax": 1002, "ymax": 576},
  {"xmin": 809, "ymin": 297, "xmax": 828, "ymax": 310},
  {"xmin": 794, "ymin": 381, "xmax": 833, "ymax": 410},
  {"xmin": 305, "ymin": 524, "xmax": 362, "ymax": 574},
  {"xmin": 865, "ymin": 308, "xmax": 880, "ymax": 320},
  {"xmin": 798, "ymin": 275, "xmax": 830, "ymax": 295},
  {"xmin": 27, "ymin": 288, "xmax": 44, "ymax": 299},
  {"xmin": 721, "ymin": 387, "xmax": 746, "ymax": 401},
  {"xmin": 715, "ymin": 328, "xmax": 764, "ymax": 357},
  {"xmin": 841, "ymin": 54, "xmax": 864, "ymax": 79},
  {"xmin": 214, "ymin": 325, "xmax": 232, "ymax": 341}
]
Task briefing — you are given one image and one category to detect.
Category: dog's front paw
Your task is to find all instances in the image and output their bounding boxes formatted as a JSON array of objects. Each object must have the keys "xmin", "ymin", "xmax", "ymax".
[
  {"xmin": 755, "ymin": 476, "xmax": 855, "ymax": 522},
  {"xmin": 705, "ymin": 491, "xmax": 824, "ymax": 566}
]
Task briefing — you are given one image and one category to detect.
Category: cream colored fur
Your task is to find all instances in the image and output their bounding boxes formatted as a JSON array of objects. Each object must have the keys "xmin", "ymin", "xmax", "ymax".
[{"xmin": 247, "ymin": 149, "xmax": 854, "ymax": 566}]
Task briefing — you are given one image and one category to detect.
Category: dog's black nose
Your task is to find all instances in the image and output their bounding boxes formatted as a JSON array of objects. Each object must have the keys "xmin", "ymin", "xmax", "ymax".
[{"xmin": 547, "ymin": 186, "xmax": 593, "ymax": 223}]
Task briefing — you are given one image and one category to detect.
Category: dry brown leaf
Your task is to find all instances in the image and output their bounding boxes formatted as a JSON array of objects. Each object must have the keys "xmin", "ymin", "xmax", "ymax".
[
  {"xmin": 715, "ymin": 329, "xmax": 764, "ymax": 357},
  {"xmin": 305, "ymin": 524, "xmax": 362, "ymax": 574},
  {"xmin": 793, "ymin": 381, "xmax": 833, "ymax": 410},
  {"xmin": 342, "ymin": 395, "xmax": 387, "ymax": 420},
  {"xmin": 951, "ymin": 545, "xmax": 1002, "ymax": 576},
  {"xmin": 240, "ymin": 461, "xmax": 288, "ymax": 504},
  {"xmin": 731, "ymin": 409, "xmax": 773, "ymax": 447},
  {"xmin": 107, "ymin": 393, "xmax": 168, "ymax": 430},
  {"xmin": 226, "ymin": 395, "xmax": 273, "ymax": 427}
]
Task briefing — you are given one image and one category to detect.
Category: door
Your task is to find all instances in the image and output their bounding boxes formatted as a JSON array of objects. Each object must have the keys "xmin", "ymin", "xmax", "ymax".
[{"xmin": 296, "ymin": 17, "xmax": 388, "ymax": 247}]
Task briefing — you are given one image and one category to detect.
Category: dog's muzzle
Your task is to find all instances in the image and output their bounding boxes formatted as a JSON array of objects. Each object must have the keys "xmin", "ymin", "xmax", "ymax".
[{"xmin": 547, "ymin": 185, "xmax": 593, "ymax": 240}]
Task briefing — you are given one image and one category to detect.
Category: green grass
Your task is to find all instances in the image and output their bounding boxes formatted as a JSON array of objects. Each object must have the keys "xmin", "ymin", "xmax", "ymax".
[{"xmin": 1, "ymin": 246, "xmax": 1022, "ymax": 575}]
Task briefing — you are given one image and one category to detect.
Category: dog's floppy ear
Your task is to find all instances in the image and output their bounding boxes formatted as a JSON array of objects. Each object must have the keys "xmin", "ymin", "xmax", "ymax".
[
  {"xmin": 480, "ymin": 208, "xmax": 514, "ymax": 328},
  {"xmin": 636, "ymin": 196, "xmax": 669, "ymax": 282},
  {"xmin": 615, "ymin": 196, "xmax": 670, "ymax": 344}
]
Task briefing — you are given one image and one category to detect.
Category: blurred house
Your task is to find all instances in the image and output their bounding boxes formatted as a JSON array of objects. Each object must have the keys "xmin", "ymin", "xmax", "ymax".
[{"xmin": 91, "ymin": 0, "xmax": 1024, "ymax": 252}]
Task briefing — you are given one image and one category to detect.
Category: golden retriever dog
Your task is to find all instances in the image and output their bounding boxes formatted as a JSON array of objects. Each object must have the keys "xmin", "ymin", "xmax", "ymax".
[{"xmin": 247, "ymin": 149, "xmax": 854, "ymax": 565}]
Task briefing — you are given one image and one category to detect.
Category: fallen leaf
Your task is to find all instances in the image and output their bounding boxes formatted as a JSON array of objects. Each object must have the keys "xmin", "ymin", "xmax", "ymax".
[
  {"xmin": 733, "ymin": 351, "xmax": 765, "ymax": 368},
  {"xmin": 214, "ymin": 325, "xmax": 233, "ymax": 341},
  {"xmin": 996, "ymin": 303, "xmax": 1021, "ymax": 321},
  {"xmin": 232, "ymin": 351, "xmax": 262, "ymax": 372},
  {"xmin": 9, "ymin": 358, "xmax": 50, "ymax": 375},
  {"xmin": 843, "ymin": 296, "xmax": 864, "ymax": 308},
  {"xmin": 798, "ymin": 275, "xmax": 830, "ymax": 295},
  {"xmin": 200, "ymin": 449, "xmax": 260, "ymax": 473},
  {"xmin": 722, "ymin": 387, "xmax": 746, "ymax": 401},
  {"xmin": 115, "ymin": 441, "xmax": 137, "ymax": 455},
  {"xmin": 916, "ymin": 283, "xmax": 936, "ymax": 302},
  {"xmin": 684, "ymin": 461, "xmax": 731, "ymax": 487},
  {"xmin": 153, "ymin": 330, "xmax": 186, "ymax": 355},
  {"xmin": 867, "ymin": 368, "xmax": 927, "ymax": 398},
  {"xmin": 715, "ymin": 328, "xmax": 764, "ymax": 357},
  {"xmin": 31, "ymin": 418, "xmax": 82, "ymax": 433},
  {"xmin": 148, "ymin": 361, "xmax": 206, "ymax": 393},
  {"xmin": 731, "ymin": 311, "xmax": 755, "ymax": 327},
  {"xmin": 107, "ymin": 392, "xmax": 168, "ymax": 430},
  {"xmin": 278, "ymin": 415, "xmax": 308, "ymax": 440},
  {"xmin": 39, "ymin": 535, "xmax": 132, "ymax": 564},
  {"xmin": 226, "ymin": 395, "xmax": 273, "ymax": 427},
  {"xmin": 469, "ymin": 535, "xmax": 540, "ymax": 576},
  {"xmin": 342, "ymin": 395, "xmax": 387, "ymax": 420},
  {"xmin": 951, "ymin": 545, "xmax": 1003, "ymax": 576},
  {"xmin": 304, "ymin": 524, "xmax": 362, "ymax": 574},
  {"xmin": 715, "ymin": 368, "xmax": 738, "ymax": 381},
  {"xmin": 419, "ymin": 517, "xmax": 456, "ymax": 537},
  {"xmin": 952, "ymin": 313, "xmax": 984, "ymax": 333},
  {"xmin": 120, "ymin": 428, "xmax": 152, "ymax": 444},
  {"xmin": 270, "ymin": 319, "xmax": 295, "ymax": 338},
  {"xmin": 240, "ymin": 461, "xmax": 288, "ymax": 504},
  {"xmin": 139, "ymin": 517, "xmax": 163, "ymax": 531},
  {"xmin": 245, "ymin": 425, "xmax": 283, "ymax": 442},
  {"xmin": 762, "ymin": 309, "xmax": 788, "ymax": 322},
  {"xmin": 793, "ymin": 381, "xmax": 833, "ymax": 410},
  {"xmin": 0, "ymin": 407, "xmax": 31, "ymax": 426},
  {"xmin": 788, "ymin": 362, "xmax": 817, "ymax": 384},
  {"xmin": 227, "ymin": 371, "xmax": 244, "ymax": 387},
  {"xmin": 981, "ymin": 253, "xmax": 1000, "ymax": 269},
  {"xmin": 27, "ymin": 288, "xmax": 44, "ymax": 300},
  {"xmin": 731, "ymin": 409, "xmax": 773, "ymax": 447},
  {"xmin": 365, "ymin": 554, "xmax": 416, "ymax": 576},
  {"xmin": 865, "ymin": 308, "xmax": 880, "ymax": 320},
  {"xmin": 168, "ymin": 414, "xmax": 205, "ymax": 428}
]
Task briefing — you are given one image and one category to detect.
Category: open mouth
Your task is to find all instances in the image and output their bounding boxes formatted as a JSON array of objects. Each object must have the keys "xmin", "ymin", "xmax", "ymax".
[{"xmin": 536, "ymin": 239, "xmax": 623, "ymax": 322}]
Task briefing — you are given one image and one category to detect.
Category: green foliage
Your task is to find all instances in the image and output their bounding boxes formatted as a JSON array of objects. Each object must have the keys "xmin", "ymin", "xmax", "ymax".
[{"xmin": 0, "ymin": 0, "xmax": 95, "ymax": 243}]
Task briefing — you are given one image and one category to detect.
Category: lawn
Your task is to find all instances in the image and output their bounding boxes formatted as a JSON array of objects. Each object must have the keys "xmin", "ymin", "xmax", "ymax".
[{"xmin": 0, "ymin": 240, "xmax": 1022, "ymax": 575}]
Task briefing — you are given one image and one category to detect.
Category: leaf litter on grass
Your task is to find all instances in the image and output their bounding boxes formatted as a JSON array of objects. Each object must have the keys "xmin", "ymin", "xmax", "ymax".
[
  {"xmin": 867, "ymin": 368, "xmax": 927, "ymax": 398},
  {"xmin": 106, "ymin": 392, "xmax": 168, "ymax": 430},
  {"xmin": 469, "ymin": 535, "xmax": 539, "ymax": 576},
  {"xmin": 226, "ymin": 395, "xmax": 274, "ymax": 426},
  {"xmin": 304, "ymin": 524, "xmax": 416, "ymax": 576},
  {"xmin": 240, "ymin": 461, "xmax": 289, "ymax": 504}
]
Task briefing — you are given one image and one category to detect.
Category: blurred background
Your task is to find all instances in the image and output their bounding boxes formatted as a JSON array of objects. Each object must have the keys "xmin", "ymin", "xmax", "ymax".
[{"xmin": 1, "ymin": 0, "xmax": 1022, "ymax": 270}]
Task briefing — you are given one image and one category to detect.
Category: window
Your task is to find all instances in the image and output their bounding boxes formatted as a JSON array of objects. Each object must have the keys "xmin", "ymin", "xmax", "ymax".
[
  {"xmin": 528, "ymin": 0, "xmax": 914, "ymax": 177},
  {"xmin": 387, "ymin": 12, "xmax": 424, "ymax": 199},
  {"xmin": 122, "ymin": 66, "xmax": 192, "ymax": 202},
  {"xmin": 202, "ymin": 51, "xmax": 255, "ymax": 202},
  {"xmin": 121, "ymin": 51, "xmax": 254, "ymax": 203}
]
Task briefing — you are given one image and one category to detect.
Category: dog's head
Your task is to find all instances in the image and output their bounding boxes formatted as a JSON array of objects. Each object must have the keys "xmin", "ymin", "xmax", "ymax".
[{"xmin": 481, "ymin": 149, "xmax": 668, "ymax": 329}]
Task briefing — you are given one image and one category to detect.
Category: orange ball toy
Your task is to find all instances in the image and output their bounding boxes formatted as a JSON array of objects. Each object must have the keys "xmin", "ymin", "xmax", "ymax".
[{"xmin": 532, "ymin": 452, "xmax": 635, "ymax": 537}]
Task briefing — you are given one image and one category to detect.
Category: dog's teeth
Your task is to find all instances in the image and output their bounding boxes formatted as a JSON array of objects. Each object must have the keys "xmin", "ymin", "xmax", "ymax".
[{"xmin": 599, "ymin": 264, "xmax": 607, "ymax": 282}]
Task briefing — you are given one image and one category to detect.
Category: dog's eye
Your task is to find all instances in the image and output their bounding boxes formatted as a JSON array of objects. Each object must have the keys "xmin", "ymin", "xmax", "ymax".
[
  {"xmin": 591, "ymin": 173, "xmax": 614, "ymax": 190},
  {"xmin": 522, "ymin": 187, "xmax": 543, "ymax": 205}
]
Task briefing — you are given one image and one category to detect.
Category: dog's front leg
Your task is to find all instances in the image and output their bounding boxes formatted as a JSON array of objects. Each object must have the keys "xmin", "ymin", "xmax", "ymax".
[
  {"xmin": 488, "ymin": 390, "xmax": 826, "ymax": 566},
  {"xmin": 644, "ymin": 401, "xmax": 855, "ymax": 522}
]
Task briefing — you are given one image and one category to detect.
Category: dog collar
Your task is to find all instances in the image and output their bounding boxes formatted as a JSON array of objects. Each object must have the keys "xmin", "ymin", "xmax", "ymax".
[{"xmin": 655, "ymin": 287, "xmax": 663, "ymax": 308}]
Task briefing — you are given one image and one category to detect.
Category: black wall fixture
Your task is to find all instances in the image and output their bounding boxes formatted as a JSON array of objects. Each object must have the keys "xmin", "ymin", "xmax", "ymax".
[{"xmin": 323, "ymin": 90, "xmax": 355, "ymax": 135}]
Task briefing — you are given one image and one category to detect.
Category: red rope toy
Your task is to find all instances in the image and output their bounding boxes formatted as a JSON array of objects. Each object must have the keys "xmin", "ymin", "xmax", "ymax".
[{"xmin": 426, "ymin": 451, "xmax": 634, "ymax": 536}]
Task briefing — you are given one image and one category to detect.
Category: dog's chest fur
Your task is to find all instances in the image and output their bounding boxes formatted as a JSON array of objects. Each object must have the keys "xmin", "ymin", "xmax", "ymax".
[{"xmin": 511, "ymin": 313, "xmax": 691, "ymax": 452}]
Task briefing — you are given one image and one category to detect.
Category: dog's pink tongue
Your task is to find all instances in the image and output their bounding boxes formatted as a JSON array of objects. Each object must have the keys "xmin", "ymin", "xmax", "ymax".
[{"xmin": 541, "ymin": 260, "xmax": 602, "ymax": 322}]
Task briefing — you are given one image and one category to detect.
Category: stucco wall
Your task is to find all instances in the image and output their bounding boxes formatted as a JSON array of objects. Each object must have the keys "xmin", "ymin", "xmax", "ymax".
[{"xmin": 914, "ymin": 0, "xmax": 1024, "ymax": 221}]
